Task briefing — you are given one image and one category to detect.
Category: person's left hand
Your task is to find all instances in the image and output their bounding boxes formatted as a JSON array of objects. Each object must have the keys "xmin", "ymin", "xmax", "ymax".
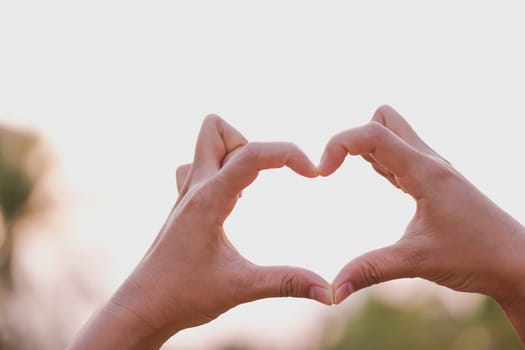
[{"xmin": 97, "ymin": 115, "xmax": 333, "ymax": 348}]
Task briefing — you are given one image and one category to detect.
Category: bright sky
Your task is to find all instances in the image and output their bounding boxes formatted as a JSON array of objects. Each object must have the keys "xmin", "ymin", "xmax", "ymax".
[{"xmin": 1, "ymin": 1, "xmax": 525, "ymax": 349}]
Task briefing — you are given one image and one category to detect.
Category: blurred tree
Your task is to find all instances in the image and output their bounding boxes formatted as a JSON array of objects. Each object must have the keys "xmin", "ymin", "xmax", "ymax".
[
  {"xmin": 0, "ymin": 125, "xmax": 52, "ymax": 349},
  {"xmin": 0, "ymin": 125, "xmax": 47, "ymax": 289},
  {"xmin": 319, "ymin": 295, "xmax": 522, "ymax": 350},
  {"xmin": 218, "ymin": 294, "xmax": 522, "ymax": 349}
]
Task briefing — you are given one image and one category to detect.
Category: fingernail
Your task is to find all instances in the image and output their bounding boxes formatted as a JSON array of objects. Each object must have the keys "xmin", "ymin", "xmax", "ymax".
[
  {"xmin": 309, "ymin": 286, "xmax": 333, "ymax": 305},
  {"xmin": 334, "ymin": 283, "xmax": 354, "ymax": 304}
]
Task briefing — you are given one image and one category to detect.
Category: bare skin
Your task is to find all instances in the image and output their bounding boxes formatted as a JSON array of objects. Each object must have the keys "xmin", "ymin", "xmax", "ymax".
[
  {"xmin": 318, "ymin": 105, "xmax": 525, "ymax": 343},
  {"xmin": 69, "ymin": 107, "xmax": 525, "ymax": 348},
  {"xmin": 67, "ymin": 115, "xmax": 332, "ymax": 350}
]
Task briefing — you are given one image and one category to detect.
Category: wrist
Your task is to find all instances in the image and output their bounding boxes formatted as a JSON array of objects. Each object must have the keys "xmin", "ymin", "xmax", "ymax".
[
  {"xmin": 68, "ymin": 278, "xmax": 181, "ymax": 350},
  {"xmin": 68, "ymin": 298, "xmax": 171, "ymax": 350},
  {"xmin": 482, "ymin": 215, "xmax": 525, "ymax": 301},
  {"xmin": 108, "ymin": 274, "xmax": 184, "ymax": 347},
  {"xmin": 489, "ymin": 223, "xmax": 525, "ymax": 343},
  {"xmin": 495, "ymin": 287, "xmax": 525, "ymax": 344}
]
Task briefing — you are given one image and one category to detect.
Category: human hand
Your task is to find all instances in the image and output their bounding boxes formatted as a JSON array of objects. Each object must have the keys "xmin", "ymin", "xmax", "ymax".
[
  {"xmin": 318, "ymin": 106, "xmax": 525, "ymax": 332},
  {"xmin": 68, "ymin": 115, "xmax": 332, "ymax": 349}
]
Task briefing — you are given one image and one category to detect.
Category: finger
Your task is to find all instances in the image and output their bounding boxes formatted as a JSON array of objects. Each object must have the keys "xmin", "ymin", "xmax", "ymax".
[
  {"xmin": 318, "ymin": 122, "xmax": 428, "ymax": 178},
  {"xmin": 176, "ymin": 164, "xmax": 192, "ymax": 193},
  {"xmin": 361, "ymin": 153, "xmax": 376, "ymax": 165},
  {"xmin": 363, "ymin": 154, "xmax": 402, "ymax": 189},
  {"xmin": 372, "ymin": 105, "xmax": 443, "ymax": 159},
  {"xmin": 362, "ymin": 154, "xmax": 392, "ymax": 180},
  {"xmin": 222, "ymin": 148, "xmax": 244, "ymax": 198},
  {"xmin": 331, "ymin": 243, "xmax": 417, "ymax": 304},
  {"xmin": 211, "ymin": 142, "xmax": 317, "ymax": 204},
  {"xmin": 371, "ymin": 163, "xmax": 401, "ymax": 189},
  {"xmin": 221, "ymin": 143, "xmax": 243, "ymax": 168},
  {"xmin": 190, "ymin": 114, "xmax": 248, "ymax": 185},
  {"xmin": 176, "ymin": 148, "xmax": 244, "ymax": 200},
  {"xmin": 248, "ymin": 265, "xmax": 333, "ymax": 305}
]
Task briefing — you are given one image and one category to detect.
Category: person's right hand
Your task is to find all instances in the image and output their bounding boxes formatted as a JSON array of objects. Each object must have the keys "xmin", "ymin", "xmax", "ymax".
[{"xmin": 318, "ymin": 105, "xmax": 525, "ymax": 341}]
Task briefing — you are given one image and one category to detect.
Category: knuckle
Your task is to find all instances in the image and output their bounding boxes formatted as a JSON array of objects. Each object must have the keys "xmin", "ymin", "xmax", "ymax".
[
  {"xmin": 277, "ymin": 141, "xmax": 298, "ymax": 159},
  {"xmin": 282, "ymin": 141, "xmax": 299, "ymax": 150},
  {"xmin": 358, "ymin": 259, "xmax": 385, "ymax": 286},
  {"xmin": 426, "ymin": 157, "xmax": 457, "ymax": 183},
  {"xmin": 238, "ymin": 142, "xmax": 260, "ymax": 162},
  {"xmin": 183, "ymin": 185, "xmax": 213, "ymax": 212},
  {"xmin": 364, "ymin": 122, "xmax": 390, "ymax": 145},
  {"xmin": 280, "ymin": 273, "xmax": 299, "ymax": 297},
  {"xmin": 396, "ymin": 240, "xmax": 427, "ymax": 277},
  {"xmin": 402, "ymin": 249, "xmax": 426, "ymax": 269},
  {"xmin": 331, "ymin": 131, "xmax": 352, "ymax": 149},
  {"xmin": 325, "ymin": 134, "xmax": 341, "ymax": 152}
]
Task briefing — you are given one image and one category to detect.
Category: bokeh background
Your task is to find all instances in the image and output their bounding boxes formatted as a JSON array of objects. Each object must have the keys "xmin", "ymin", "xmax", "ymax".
[{"xmin": 1, "ymin": 1, "xmax": 524, "ymax": 349}]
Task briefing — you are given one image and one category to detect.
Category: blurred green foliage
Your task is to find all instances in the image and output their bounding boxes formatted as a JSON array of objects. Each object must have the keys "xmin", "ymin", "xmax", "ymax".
[
  {"xmin": 218, "ymin": 295, "xmax": 522, "ymax": 350},
  {"xmin": 320, "ymin": 296, "xmax": 522, "ymax": 350},
  {"xmin": 0, "ymin": 126, "xmax": 40, "ymax": 288}
]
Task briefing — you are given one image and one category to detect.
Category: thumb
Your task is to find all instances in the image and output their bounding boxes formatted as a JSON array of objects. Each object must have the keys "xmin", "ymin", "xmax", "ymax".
[
  {"xmin": 332, "ymin": 243, "xmax": 416, "ymax": 304},
  {"xmin": 248, "ymin": 265, "xmax": 333, "ymax": 305}
]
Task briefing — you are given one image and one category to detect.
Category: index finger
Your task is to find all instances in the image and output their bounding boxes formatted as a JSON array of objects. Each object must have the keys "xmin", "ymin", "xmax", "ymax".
[
  {"xmin": 207, "ymin": 142, "xmax": 317, "ymax": 219},
  {"xmin": 372, "ymin": 105, "xmax": 443, "ymax": 160},
  {"xmin": 318, "ymin": 122, "xmax": 429, "ymax": 178}
]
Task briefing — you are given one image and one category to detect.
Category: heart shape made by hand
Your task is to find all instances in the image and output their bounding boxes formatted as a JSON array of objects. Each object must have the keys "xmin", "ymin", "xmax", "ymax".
[
  {"xmin": 171, "ymin": 105, "xmax": 498, "ymax": 310},
  {"xmin": 221, "ymin": 159, "xmax": 404, "ymax": 285},
  {"xmin": 73, "ymin": 106, "xmax": 525, "ymax": 348}
]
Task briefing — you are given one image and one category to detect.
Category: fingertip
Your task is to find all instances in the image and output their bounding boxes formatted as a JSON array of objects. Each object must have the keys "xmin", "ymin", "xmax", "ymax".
[
  {"xmin": 317, "ymin": 138, "xmax": 349, "ymax": 177},
  {"xmin": 316, "ymin": 152, "xmax": 327, "ymax": 176},
  {"xmin": 315, "ymin": 150, "xmax": 327, "ymax": 176},
  {"xmin": 331, "ymin": 244, "xmax": 412, "ymax": 304},
  {"xmin": 375, "ymin": 104, "xmax": 397, "ymax": 117},
  {"xmin": 287, "ymin": 148, "xmax": 320, "ymax": 178},
  {"xmin": 296, "ymin": 155, "xmax": 319, "ymax": 178},
  {"xmin": 309, "ymin": 286, "xmax": 334, "ymax": 305},
  {"xmin": 289, "ymin": 164, "xmax": 318, "ymax": 179},
  {"xmin": 333, "ymin": 282, "xmax": 355, "ymax": 305},
  {"xmin": 316, "ymin": 156, "xmax": 339, "ymax": 177},
  {"xmin": 316, "ymin": 165, "xmax": 334, "ymax": 177},
  {"xmin": 305, "ymin": 163, "xmax": 319, "ymax": 178}
]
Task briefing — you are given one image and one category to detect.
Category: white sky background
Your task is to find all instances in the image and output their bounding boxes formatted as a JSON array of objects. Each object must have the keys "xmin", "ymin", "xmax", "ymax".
[{"xmin": 1, "ymin": 1, "xmax": 525, "ymax": 349}]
